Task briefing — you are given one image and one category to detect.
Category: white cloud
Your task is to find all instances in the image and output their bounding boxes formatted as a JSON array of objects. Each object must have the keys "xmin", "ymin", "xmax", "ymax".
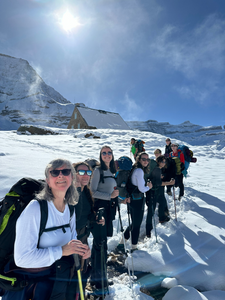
[
  {"xmin": 151, "ymin": 14, "xmax": 225, "ymax": 104},
  {"xmin": 151, "ymin": 14, "xmax": 225, "ymax": 78},
  {"xmin": 122, "ymin": 92, "xmax": 143, "ymax": 120}
]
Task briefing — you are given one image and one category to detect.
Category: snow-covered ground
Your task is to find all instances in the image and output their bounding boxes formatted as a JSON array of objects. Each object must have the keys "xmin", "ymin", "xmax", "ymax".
[{"xmin": 0, "ymin": 127, "xmax": 225, "ymax": 300}]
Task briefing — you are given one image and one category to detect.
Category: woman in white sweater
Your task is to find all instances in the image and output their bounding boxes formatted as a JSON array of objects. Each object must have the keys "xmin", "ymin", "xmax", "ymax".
[
  {"xmin": 117, "ymin": 152, "xmax": 152, "ymax": 252},
  {"xmin": 2, "ymin": 158, "xmax": 90, "ymax": 300}
]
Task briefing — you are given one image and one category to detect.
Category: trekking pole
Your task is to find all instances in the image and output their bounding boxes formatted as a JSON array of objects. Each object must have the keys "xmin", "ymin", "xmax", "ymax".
[
  {"xmin": 74, "ymin": 254, "xmax": 85, "ymax": 300},
  {"xmin": 116, "ymin": 208, "xmax": 120, "ymax": 233},
  {"xmin": 97, "ymin": 208, "xmax": 109, "ymax": 298},
  {"xmin": 173, "ymin": 186, "xmax": 177, "ymax": 221},
  {"xmin": 127, "ymin": 203, "xmax": 135, "ymax": 278},
  {"xmin": 117, "ymin": 201, "xmax": 135, "ymax": 298},
  {"xmin": 152, "ymin": 203, "xmax": 158, "ymax": 243},
  {"xmin": 100, "ymin": 239, "xmax": 109, "ymax": 298},
  {"xmin": 149, "ymin": 190, "xmax": 158, "ymax": 244}
]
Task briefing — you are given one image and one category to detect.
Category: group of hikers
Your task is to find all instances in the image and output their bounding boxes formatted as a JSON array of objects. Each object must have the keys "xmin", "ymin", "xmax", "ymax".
[{"xmin": 0, "ymin": 138, "xmax": 188, "ymax": 300}]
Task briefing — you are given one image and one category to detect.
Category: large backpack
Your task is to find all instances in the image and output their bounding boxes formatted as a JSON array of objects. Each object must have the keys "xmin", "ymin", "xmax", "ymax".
[
  {"xmin": 114, "ymin": 156, "xmax": 133, "ymax": 200},
  {"xmin": 0, "ymin": 177, "xmax": 74, "ymax": 291},
  {"xmin": 178, "ymin": 145, "xmax": 197, "ymax": 176},
  {"xmin": 135, "ymin": 140, "xmax": 145, "ymax": 153},
  {"xmin": 84, "ymin": 159, "xmax": 100, "ymax": 170}
]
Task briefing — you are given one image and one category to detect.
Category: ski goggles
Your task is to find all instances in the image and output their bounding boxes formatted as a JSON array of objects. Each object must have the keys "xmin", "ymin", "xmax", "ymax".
[
  {"xmin": 50, "ymin": 169, "xmax": 71, "ymax": 177},
  {"xmin": 101, "ymin": 151, "xmax": 112, "ymax": 156},
  {"xmin": 77, "ymin": 170, "xmax": 92, "ymax": 176}
]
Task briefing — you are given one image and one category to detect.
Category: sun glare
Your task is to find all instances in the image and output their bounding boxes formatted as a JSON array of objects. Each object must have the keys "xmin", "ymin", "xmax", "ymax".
[{"xmin": 61, "ymin": 11, "xmax": 81, "ymax": 32}]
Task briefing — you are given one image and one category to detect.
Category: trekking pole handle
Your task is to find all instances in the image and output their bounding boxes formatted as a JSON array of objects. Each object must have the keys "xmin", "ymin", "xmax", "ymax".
[
  {"xmin": 96, "ymin": 207, "xmax": 105, "ymax": 222},
  {"xmin": 73, "ymin": 253, "xmax": 81, "ymax": 271}
]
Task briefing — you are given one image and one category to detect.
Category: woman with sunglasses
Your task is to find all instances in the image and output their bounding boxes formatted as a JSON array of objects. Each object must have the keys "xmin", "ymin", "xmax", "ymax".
[
  {"xmin": 145, "ymin": 155, "xmax": 175, "ymax": 238},
  {"xmin": 117, "ymin": 152, "xmax": 152, "ymax": 253},
  {"xmin": 90, "ymin": 145, "xmax": 119, "ymax": 293},
  {"xmin": 66, "ymin": 161, "xmax": 104, "ymax": 300},
  {"xmin": 2, "ymin": 158, "xmax": 90, "ymax": 300}
]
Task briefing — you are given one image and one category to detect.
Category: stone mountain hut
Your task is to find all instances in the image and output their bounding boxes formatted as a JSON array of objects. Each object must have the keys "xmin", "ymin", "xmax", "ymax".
[{"xmin": 67, "ymin": 104, "xmax": 130, "ymax": 130}]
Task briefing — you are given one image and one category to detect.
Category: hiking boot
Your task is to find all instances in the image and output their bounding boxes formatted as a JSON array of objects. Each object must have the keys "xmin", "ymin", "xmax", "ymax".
[
  {"xmin": 90, "ymin": 285, "xmax": 109, "ymax": 298},
  {"xmin": 116, "ymin": 243, "xmax": 125, "ymax": 253},
  {"xmin": 146, "ymin": 233, "xmax": 151, "ymax": 238},
  {"xmin": 178, "ymin": 196, "xmax": 182, "ymax": 201},
  {"xmin": 167, "ymin": 191, "xmax": 172, "ymax": 196},
  {"xmin": 159, "ymin": 216, "xmax": 170, "ymax": 224},
  {"xmin": 131, "ymin": 248, "xmax": 138, "ymax": 253}
]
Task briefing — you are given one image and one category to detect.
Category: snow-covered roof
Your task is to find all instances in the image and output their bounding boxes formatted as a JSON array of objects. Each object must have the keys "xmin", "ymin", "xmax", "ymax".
[{"xmin": 77, "ymin": 106, "xmax": 130, "ymax": 130}]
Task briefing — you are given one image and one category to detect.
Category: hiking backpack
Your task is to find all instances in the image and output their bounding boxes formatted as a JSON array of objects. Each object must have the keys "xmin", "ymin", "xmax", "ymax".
[
  {"xmin": 114, "ymin": 156, "xmax": 133, "ymax": 200},
  {"xmin": 135, "ymin": 140, "xmax": 145, "ymax": 153},
  {"xmin": 84, "ymin": 159, "xmax": 100, "ymax": 170},
  {"xmin": 178, "ymin": 145, "xmax": 197, "ymax": 175},
  {"xmin": 170, "ymin": 145, "xmax": 196, "ymax": 177},
  {"xmin": 0, "ymin": 177, "xmax": 74, "ymax": 291}
]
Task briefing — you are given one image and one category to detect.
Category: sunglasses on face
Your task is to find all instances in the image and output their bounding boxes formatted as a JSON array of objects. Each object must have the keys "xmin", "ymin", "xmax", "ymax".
[
  {"xmin": 77, "ymin": 170, "xmax": 92, "ymax": 176},
  {"xmin": 50, "ymin": 169, "xmax": 71, "ymax": 177},
  {"xmin": 141, "ymin": 158, "xmax": 150, "ymax": 162},
  {"xmin": 101, "ymin": 151, "xmax": 112, "ymax": 156}
]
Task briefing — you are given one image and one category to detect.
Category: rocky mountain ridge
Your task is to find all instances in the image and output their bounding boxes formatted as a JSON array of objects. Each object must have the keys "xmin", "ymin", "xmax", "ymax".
[
  {"xmin": 127, "ymin": 120, "xmax": 225, "ymax": 147},
  {"xmin": 0, "ymin": 53, "xmax": 74, "ymax": 130}
]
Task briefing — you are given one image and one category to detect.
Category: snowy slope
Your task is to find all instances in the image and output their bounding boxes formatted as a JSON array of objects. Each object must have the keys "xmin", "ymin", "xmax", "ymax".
[
  {"xmin": 0, "ymin": 128, "xmax": 225, "ymax": 300},
  {"xmin": 0, "ymin": 53, "xmax": 74, "ymax": 130}
]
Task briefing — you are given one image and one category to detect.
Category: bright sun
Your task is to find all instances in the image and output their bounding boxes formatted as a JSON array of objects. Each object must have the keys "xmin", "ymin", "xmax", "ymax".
[{"xmin": 61, "ymin": 11, "xmax": 81, "ymax": 32}]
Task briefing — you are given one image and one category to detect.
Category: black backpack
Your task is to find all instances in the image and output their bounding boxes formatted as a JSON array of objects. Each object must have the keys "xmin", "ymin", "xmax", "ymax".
[
  {"xmin": 0, "ymin": 177, "xmax": 74, "ymax": 291},
  {"xmin": 84, "ymin": 159, "xmax": 100, "ymax": 170},
  {"xmin": 114, "ymin": 156, "xmax": 133, "ymax": 200}
]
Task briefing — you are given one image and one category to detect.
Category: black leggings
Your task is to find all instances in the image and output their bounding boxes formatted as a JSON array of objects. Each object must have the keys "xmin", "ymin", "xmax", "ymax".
[
  {"xmin": 146, "ymin": 188, "xmax": 169, "ymax": 236},
  {"xmin": 90, "ymin": 199, "xmax": 115, "ymax": 289},
  {"xmin": 124, "ymin": 197, "xmax": 145, "ymax": 245}
]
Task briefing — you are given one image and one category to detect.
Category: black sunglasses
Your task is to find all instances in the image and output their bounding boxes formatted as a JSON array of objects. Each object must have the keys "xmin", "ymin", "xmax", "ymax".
[
  {"xmin": 50, "ymin": 169, "xmax": 71, "ymax": 177},
  {"xmin": 77, "ymin": 170, "xmax": 92, "ymax": 176},
  {"xmin": 141, "ymin": 158, "xmax": 150, "ymax": 162},
  {"xmin": 101, "ymin": 151, "xmax": 112, "ymax": 156}
]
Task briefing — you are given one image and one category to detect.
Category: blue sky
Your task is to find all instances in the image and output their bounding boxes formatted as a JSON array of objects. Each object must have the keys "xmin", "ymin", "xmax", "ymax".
[{"xmin": 1, "ymin": 0, "xmax": 225, "ymax": 126}]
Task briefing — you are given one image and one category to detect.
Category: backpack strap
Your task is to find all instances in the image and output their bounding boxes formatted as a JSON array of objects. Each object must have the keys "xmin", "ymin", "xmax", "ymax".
[
  {"xmin": 68, "ymin": 205, "xmax": 75, "ymax": 219},
  {"xmin": 37, "ymin": 200, "xmax": 48, "ymax": 249},
  {"xmin": 36, "ymin": 201, "xmax": 75, "ymax": 248},
  {"xmin": 126, "ymin": 166, "xmax": 139, "ymax": 196},
  {"xmin": 98, "ymin": 167, "xmax": 114, "ymax": 184}
]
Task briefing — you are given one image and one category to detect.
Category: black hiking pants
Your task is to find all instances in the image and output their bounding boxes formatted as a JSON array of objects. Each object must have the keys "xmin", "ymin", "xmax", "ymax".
[
  {"xmin": 175, "ymin": 174, "xmax": 184, "ymax": 197},
  {"xmin": 146, "ymin": 188, "xmax": 169, "ymax": 236},
  {"xmin": 90, "ymin": 199, "xmax": 115, "ymax": 290},
  {"xmin": 124, "ymin": 197, "xmax": 145, "ymax": 245},
  {"xmin": 90, "ymin": 222, "xmax": 108, "ymax": 289}
]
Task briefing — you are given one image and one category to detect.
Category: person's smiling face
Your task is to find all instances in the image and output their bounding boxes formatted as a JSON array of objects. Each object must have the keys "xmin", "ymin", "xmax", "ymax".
[
  {"xmin": 139, "ymin": 154, "xmax": 149, "ymax": 168},
  {"xmin": 47, "ymin": 165, "xmax": 72, "ymax": 194},
  {"xmin": 76, "ymin": 164, "xmax": 91, "ymax": 188},
  {"xmin": 101, "ymin": 147, "xmax": 113, "ymax": 165}
]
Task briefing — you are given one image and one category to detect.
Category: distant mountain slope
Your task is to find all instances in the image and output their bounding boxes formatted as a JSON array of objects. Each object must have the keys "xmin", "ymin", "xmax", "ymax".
[
  {"xmin": 0, "ymin": 53, "xmax": 74, "ymax": 130},
  {"xmin": 127, "ymin": 120, "xmax": 225, "ymax": 147}
]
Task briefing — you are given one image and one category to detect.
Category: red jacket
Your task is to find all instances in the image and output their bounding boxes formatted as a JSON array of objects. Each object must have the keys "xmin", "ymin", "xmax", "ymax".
[{"xmin": 170, "ymin": 149, "xmax": 185, "ymax": 164}]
